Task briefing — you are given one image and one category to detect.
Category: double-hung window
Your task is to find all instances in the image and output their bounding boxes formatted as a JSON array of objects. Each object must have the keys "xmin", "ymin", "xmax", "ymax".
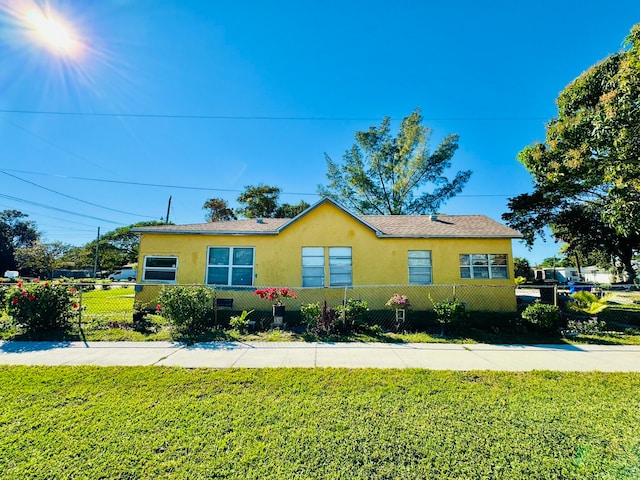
[
  {"xmin": 301, "ymin": 247, "xmax": 352, "ymax": 287},
  {"xmin": 302, "ymin": 247, "xmax": 325, "ymax": 287},
  {"xmin": 408, "ymin": 250, "xmax": 432, "ymax": 284},
  {"xmin": 206, "ymin": 247, "xmax": 254, "ymax": 286},
  {"xmin": 143, "ymin": 256, "xmax": 178, "ymax": 283},
  {"xmin": 460, "ymin": 254, "xmax": 508, "ymax": 279},
  {"xmin": 329, "ymin": 247, "xmax": 352, "ymax": 286}
]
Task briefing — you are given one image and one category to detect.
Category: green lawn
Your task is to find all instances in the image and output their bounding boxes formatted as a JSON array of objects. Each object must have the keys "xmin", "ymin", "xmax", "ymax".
[
  {"xmin": 79, "ymin": 286, "xmax": 135, "ymax": 322},
  {"xmin": 1, "ymin": 367, "xmax": 639, "ymax": 479}
]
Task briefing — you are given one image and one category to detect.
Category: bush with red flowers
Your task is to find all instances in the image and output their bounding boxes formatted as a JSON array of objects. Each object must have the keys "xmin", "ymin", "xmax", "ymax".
[
  {"xmin": 253, "ymin": 287, "xmax": 297, "ymax": 306},
  {"xmin": 4, "ymin": 281, "xmax": 79, "ymax": 333}
]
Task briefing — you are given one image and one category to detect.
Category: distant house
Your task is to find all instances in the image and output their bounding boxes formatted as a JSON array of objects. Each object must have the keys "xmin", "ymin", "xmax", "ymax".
[
  {"xmin": 581, "ymin": 266, "xmax": 616, "ymax": 284},
  {"xmin": 534, "ymin": 267, "xmax": 580, "ymax": 284},
  {"xmin": 132, "ymin": 198, "xmax": 522, "ymax": 311}
]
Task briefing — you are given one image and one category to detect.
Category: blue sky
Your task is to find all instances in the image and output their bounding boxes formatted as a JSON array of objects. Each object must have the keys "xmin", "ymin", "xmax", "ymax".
[{"xmin": 1, "ymin": 0, "xmax": 639, "ymax": 265}]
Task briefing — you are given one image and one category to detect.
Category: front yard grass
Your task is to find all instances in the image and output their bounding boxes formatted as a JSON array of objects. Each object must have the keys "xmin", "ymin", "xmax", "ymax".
[{"xmin": 0, "ymin": 367, "xmax": 639, "ymax": 479}]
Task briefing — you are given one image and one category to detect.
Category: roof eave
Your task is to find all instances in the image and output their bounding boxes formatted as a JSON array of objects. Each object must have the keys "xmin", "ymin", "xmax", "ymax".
[
  {"xmin": 277, "ymin": 197, "xmax": 383, "ymax": 235},
  {"xmin": 376, "ymin": 234, "xmax": 523, "ymax": 239},
  {"xmin": 133, "ymin": 230, "xmax": 279, "ymax": 236}
]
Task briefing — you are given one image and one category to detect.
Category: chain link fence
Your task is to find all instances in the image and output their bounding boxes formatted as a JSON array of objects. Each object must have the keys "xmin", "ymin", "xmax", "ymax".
[{"xmin": 3, "ymin": 281, "xmax": 639, "ymax": 334}]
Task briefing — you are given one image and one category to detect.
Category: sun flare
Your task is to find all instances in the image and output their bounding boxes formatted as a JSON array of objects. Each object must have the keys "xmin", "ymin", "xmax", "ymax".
[{"xmin": 24, "ymin": 7, "xmax": 82, "ymax": 57}]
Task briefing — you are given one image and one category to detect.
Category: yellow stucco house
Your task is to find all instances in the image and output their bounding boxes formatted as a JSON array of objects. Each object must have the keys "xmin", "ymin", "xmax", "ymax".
[{"xmin": 132, "ymin": 198, "xmax": 522, "ymax": 311}]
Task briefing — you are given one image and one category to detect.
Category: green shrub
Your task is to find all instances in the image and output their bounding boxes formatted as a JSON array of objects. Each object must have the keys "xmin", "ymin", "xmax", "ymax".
[
  {"xmin": 156, "ymin": 285, "xmax": 215, "ymax": 335},
  {"xmin": 4, "ymin": 280, "xmax": 78, "ymax": 333},
  {"xmin": 300, "ymin": 302, "xmax": 322, "ymax": 327},
  {"xmin": 432, "ymin": 298, "xmax": 467, "ymax": 325},
  {"xmin": 521, "ymin": 302, "xmax": 560, "ymax": 330},
  {"xmin": 566, "ymin": 318, "xmax": 606, "ymax": 335},
  {"xmin": 335, "ymin": 299, "xmax": 369, "ymax": 330},
  {"xmin": 305, "ymin": 301, "xmax": 338, "ymax": 336},
  {"xmin": 570, "ymin": 291, "xmax": 609, "ymax": 315},
  {"xmin": 431, "ymin": 298, "xmax": 466, "ymax": 335},
  {"xmin": 229, "ymin": 310, "xmax": 253, "ymax": 334}
]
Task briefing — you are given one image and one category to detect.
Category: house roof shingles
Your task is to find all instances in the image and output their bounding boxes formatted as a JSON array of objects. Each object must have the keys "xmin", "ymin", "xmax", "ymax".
[{"xmin": 133, "ymin": 214, "xmax": 521, "ymax": 239}]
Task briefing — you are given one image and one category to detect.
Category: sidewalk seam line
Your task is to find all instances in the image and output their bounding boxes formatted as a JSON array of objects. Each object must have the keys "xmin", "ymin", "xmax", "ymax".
[
  {"xmin": 152, "ymin": 344, "xmax": 187, "ymax": 366},
  {"xmin": 391, "ymin": 347, "xmax": 409, "ymax": 368},
  {"xmin": 230, "ymin": 347, "xmax": 250, "ymax": 367}
]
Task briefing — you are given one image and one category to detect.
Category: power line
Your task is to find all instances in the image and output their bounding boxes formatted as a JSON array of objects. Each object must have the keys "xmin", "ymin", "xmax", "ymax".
[
  {"xmin": 1, "ymin": 171, "xmax": 158, "ymax": 218},
  {"xmin": 0, "ymin": 193, "xmax": 123, "ymax": 225},
  {"xmin": 0, "ymin": 202, "xmax": 101, "ymax": 228},
  {"xmin": 0, "ymin": 118, "xmax": 127, "ymax": 179},
  {"xmin": 0, "ymin": 108, "xmax": 549, "ymax": 122},
  {"xmin": 0, "ymin": 168, "xmax": 518, "ymax": 197}
]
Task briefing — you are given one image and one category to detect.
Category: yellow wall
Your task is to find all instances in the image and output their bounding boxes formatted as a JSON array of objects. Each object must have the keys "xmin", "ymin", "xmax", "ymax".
[{"xmin": 135, "ymin": 202, "xmax": 518, "ymax": 310}]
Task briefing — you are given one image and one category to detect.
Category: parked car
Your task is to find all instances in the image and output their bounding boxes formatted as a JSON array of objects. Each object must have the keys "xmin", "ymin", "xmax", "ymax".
[{"xmin": 108, "ymin": 269, "xmax": 137, "ymax": 281}]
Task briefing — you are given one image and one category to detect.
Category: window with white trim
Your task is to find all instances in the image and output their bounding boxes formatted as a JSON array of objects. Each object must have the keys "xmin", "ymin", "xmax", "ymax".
[
  {"xmin": 143, "ymin": 256, "xmax": 178, "ymax": 283},
  {"xmin": 408, "ymin": 250, "xmax": 432, "ymax": 284},
  {"xmin": 460, "ymin": 254, "xmax": 508, "ymax": 279},
  {"xmin": 329, "ymin": 247, "xmax": 352, "ymax": 286},
  {"xmin": 302, "ymin": 247, "xmax": 325, "ymax": 287},
  {"xmin": 206, "ymin": 247, "xmax": 254, "ymax": 286}
]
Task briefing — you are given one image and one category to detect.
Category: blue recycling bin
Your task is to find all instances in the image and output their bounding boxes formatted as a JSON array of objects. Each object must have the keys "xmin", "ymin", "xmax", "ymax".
[{"xmin": 568, "ymin": 282, "xmax": 592, "ymax": 294}]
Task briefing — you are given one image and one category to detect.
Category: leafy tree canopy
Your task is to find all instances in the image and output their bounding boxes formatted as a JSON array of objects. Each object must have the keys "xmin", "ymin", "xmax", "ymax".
[
  {"xmin": 513, "ymin": 257, "xmax": 534, "ymax": 279},
  {"xmin": 236, "ymin": 185, "xmax": 280, "ymax": 218},
  {"xmin": 15, "ymin": 242, "xmax": 72, "ymax": 278},
  {"xmin": 0, "ymin": 210, "xmax": 39, "ymax": 273},
  {"xmin": 274, "ymin": 200, "xmax": 310, "ymax": 218},
  {"xmin": 318, "ymin": 108, "xmax": 471, "ymax": 215},
  {"xmin": 235, "ymin": 185, "xmax": 310, "ymax": 219},
  {"xmin": 203, "ymin": 197, "xmax": 237, "ymax": 222},
  {"xmin": 63, "ymin": 221, "xmax": 168, "ymax": 273},
  {"xmin": 503, "ymin": 24, "xmax": 640, "ymax": 282}
]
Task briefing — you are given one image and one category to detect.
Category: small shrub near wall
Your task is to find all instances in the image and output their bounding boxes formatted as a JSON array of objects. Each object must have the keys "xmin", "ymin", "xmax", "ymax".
[
  {"xmin": 335, "ymin": 299, "xmax": 369, "ymax": 331},
  {"xmin": 4, "ymin": 280, "xmax": 78, "ymax": 333},
  {"xmin": 156, "ymin": 285, "xmax": 215, "ymax": 335},
  {"xmin": 521, "ymin": 302, "xmax": 561, "ymax": 331}
]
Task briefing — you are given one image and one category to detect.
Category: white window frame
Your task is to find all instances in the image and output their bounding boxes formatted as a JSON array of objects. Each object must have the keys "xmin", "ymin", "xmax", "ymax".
[
  {"xmin": 302, "ymin": 247, "xmax": 325, "ymax": 287},
  {"xmin": 460, "ymin": 254, "xmax": 508, "ymax": 280},
  {"xmin": 142, "ymin": 256, "xmax": 178, "ymax": 284},
  {"xmin": 206, "ymin": 247, "xmax": 255, "ymax": 286},
  {"xmin": 408, "ymin": 250, "xmax": 432, "ymax": 285}
]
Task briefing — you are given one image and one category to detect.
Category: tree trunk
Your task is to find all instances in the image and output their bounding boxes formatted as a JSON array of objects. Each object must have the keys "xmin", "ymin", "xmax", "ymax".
[{"xmin": 621, "ymin": 256, "xmax": 637, "ymax": 283}]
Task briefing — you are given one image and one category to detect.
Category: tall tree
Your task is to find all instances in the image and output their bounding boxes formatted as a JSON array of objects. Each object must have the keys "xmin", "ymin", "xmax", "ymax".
[
  {"xmin": 15, "ymin": 241, "xmax": 72, "ymax": 278},
  {"xmin": 203, "ymin": 197, "xmax": 237, "ymax": 222},
  {"xmin": 274, "ymin": 200, "xmax": 310, "ymax": 218},
  {"xmin": 80, "ymin": 221, "xmax": 168, "ymax": 272},
  {"xmin": 503, "ymin": 24, "xmax": 640, "ymax": 282},
  {"xmin": 513, "ymin": 257, "xmax": 534, "ymax": 280},
  {"xmin": 0, "ymin": 210, "xmax": 39, "ymax": 273},
  {"xmin": 236, "ymin": 185, "xmax": 281, "ymax": 218},
  {"xmin": 318, "ymin": 108, "xmax": 471, "ymax": 214}
]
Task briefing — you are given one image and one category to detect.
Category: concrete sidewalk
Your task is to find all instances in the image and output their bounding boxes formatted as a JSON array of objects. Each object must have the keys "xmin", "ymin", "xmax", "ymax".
[{"xmin": 1, "ymin": 340, "xmax": 640, "ymax": 371}]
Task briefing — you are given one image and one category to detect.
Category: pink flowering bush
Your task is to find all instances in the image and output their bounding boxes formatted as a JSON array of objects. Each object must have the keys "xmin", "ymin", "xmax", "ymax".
[
  {"xmin": 385, "ymin": 294, "xmax": 411, "ymax": 309},
  {"xmin": 4, "ymin": 280, "xmax": 79, "ymax": 333},
  {"xmin": 253, "ymin": 287, "xmax": 297, "ymax": 305}
]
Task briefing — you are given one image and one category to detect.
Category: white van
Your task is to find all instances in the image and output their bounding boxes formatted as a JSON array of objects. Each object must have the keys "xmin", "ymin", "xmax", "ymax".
[
  {"xmin": 4, "ymin": 270, "xmax": 19, "ymax": 279},
  {"xmin": 108, "ymin": 269, "xmax": 137, "ymax": 281}
]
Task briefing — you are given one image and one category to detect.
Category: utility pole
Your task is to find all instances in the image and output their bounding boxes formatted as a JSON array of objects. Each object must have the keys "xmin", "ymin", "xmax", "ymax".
[
  {"xmin": 165, "ymin": 196, "xmax": 172, "ymax": 223},
  {"xmin": 93, "ymin": 227, "xmax": 100, "ymax": 277}
]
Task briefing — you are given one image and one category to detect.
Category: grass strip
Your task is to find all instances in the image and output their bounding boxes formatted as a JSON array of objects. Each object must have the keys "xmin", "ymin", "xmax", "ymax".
[{"xmin": 0, "ymin": 367, "xmax": 639, "ymax": 479}]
